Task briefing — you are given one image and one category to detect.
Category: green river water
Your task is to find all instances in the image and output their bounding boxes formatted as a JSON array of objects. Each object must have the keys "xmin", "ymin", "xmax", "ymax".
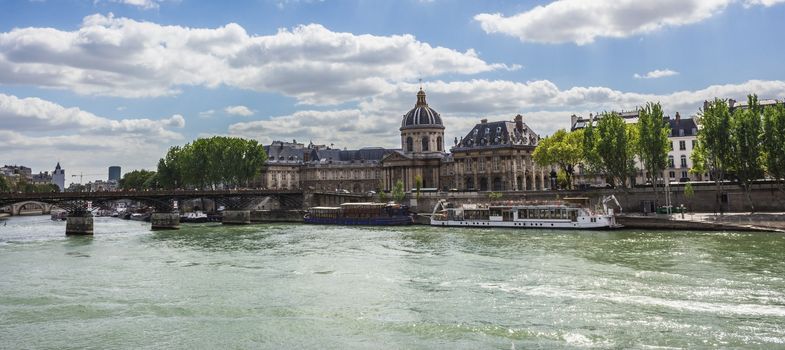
[{"xmin": 1, "ymin": 215, "xmax": 784, "ymax": 349}]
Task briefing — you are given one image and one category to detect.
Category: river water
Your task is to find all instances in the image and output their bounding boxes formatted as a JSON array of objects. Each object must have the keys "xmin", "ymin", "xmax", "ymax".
[{"xmin": 1, "ymin": 216, "xmax": 784, "ymax": 349}]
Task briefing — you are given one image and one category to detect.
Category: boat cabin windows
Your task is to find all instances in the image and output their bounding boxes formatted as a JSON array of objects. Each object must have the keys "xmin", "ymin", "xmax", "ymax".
[
  {"xmin": 464, "ymin": 209, "xmax": 489, "ymax": 220},
  {"xmin": 514, "ymin": 207, "xmax": 575, "ymax": 220}
]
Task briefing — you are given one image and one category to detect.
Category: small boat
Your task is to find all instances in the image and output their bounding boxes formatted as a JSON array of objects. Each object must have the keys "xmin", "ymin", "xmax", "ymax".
[
  {"xmin": 304, "ymin": 202, "xmax": 413, "ymax": 225},
  {"xmin": 430, "ymin": 196, "xmax": 622, "ymax": 229},
  {"xmin": 181, "ymin": 211, "xmax": 209, "ymax": 223}
]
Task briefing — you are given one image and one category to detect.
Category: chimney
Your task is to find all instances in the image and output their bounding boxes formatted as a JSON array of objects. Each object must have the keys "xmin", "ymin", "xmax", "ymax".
[
  {"xmin": 570, "ymin": 114, "xmax": 578, "ymax": 129},
  {"xmin": 703, "ymin": 100, "xmax": 709, "ymax": 111},
  {"xmin": 480, "ymin": 118, "xmax": 488, "ymax": 124},
  {"xmin": 515, "ymin": 114, "xmax": 524, "ymax": 132},
  {"xmin": 675, "ymin": 112, "xmax": 681, "ymax": 125},
  {"xmin": 728, "ymin": 99, "xmax": 736, "ymax": 109}
]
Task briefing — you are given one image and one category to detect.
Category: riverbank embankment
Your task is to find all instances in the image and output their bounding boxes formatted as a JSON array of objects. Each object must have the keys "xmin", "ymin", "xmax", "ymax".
[{"xmin": 617, "ymin": 212, "xmax": 785, "ymax": 232}]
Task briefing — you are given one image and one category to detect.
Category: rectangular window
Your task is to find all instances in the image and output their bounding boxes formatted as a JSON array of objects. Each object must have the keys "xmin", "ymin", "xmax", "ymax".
[
  {"xmin": 670, "ymin": 141, "xmax": 674, "ymax": 151},
  {"xmin": 679, "ymin": 129, "xmax": 685, "ymax": 137},
  {"xmin": 479, "ymin": 158, "xmax": 485, "ymax": 172},
  {"xmin": 669, "ymin": 171, "xmax": 675, "ymax": 179},
  {"xmin": 681, "ymin": 171, "xmax": 688, "ymax": 179},
  {"xmin": 494, "ymin": 156, "xmax": 500, "ymax": 171},
  {"xmin": 691, "ymin": 140, "xmax": 696, "ymax": 149},
  {"xmin": 679, "ymin": 141, "xmax": 686, "ymax": 151},
  {"xmin": 681, "ymin": 158, "xmax": 687, "ymax": 167}
]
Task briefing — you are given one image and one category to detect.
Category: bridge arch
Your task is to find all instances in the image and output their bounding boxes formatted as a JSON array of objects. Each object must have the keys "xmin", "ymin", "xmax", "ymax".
[{"xmin": 12, "ymin": 201, "xmax": 53, "ymax": 216}]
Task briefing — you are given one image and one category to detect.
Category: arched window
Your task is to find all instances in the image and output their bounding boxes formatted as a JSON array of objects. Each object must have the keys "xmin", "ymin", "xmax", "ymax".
[
  {"xmin": 680, "ymin": 155, "xmax": 687, "ymax": 168},
  {"xmin": 436, "ymin": 136, "xmax": 442, "ymax": 151},
  {"xmin": 421, "ymin": 136, "xmax": 429, "ymax": 151},
  {"xmin": 406, "ymin": 137, "xmax": 413, "ymax": 152},
  {"xmin": 668, "ymin": 155, "xmax": 674, "ymax": 168}
]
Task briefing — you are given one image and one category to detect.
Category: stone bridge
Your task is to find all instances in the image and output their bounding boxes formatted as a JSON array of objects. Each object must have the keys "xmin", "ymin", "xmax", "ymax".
[
  {"xmin": 4, "ymin": 201, "xmax": 57, "ymax": 216},
  {"xmin": 0, "ymin": 189, "xmax": 306, "ymax": 235}
]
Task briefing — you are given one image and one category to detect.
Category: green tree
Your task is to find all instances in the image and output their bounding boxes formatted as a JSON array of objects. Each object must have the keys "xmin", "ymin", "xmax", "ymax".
[
  {"xmin": 155, "ymin": 136, "xmax": 268, "ymax": 189},
  {"xmin": 392, "ymin": 179, "xmax": 406, "ymax": 203},
  {"xmin": 0, "ymin": 176, "xmax": 9, "ymax": 193},
  {"xmin": 587, "ymin": 112, "xmax": 637, "ymax": 188},
  {"xmin": 684, "ymin": 182, "xmax": 695, "ymax": 212},
  {"xmin": 414, "ymin": 175, "xmax": 423, "ymax": 200},
  {"xmin": 119, "ymin": 170, "xmax": 157, "ymax": 190},
  {"xmin": 762, "ymin": 101, "xmax": 785, "ymax": 207},
  {"xmin": 694, "ymin": 98, "xmax": 733, "ymax": 214},
  {"xmin": 729, "ymin": 95, "xmax": 764, "ymax": 212},
  {"xmin": 488, "ymin": 191, "xmax": 503, "ymax": 201},
  {"xmin": 377, "ymin": 181, "xmax": 388, "ymax": 202},
  {"xmin": 637, "ymin": 102, "xmax": 670, "ymax": 204},
  {"xmin": 532, "ymin": 129, "xmax": 584, "ymax": 189}
]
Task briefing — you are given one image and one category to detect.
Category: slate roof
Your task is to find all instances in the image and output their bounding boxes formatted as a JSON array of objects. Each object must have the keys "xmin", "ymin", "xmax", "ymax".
[
  {"xmin": 306, "ymin": 147, "xmax": 396, "ymax": 163},
  {"xmin": 453, "ymin": 116, "xmax": 539, "ymax": 150},
  {"xmin": 400, "ymin": 88, "xmax": 444, "ymax": 129}
]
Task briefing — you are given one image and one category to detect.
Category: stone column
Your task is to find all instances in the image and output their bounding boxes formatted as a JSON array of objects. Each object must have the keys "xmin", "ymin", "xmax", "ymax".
[
  {"xmin": 222, "ymin": 210, "xmax": 251, "ymax": 225},
  {"xmin": 66, "ymin": 214, "xmax": 94, "ymax": 235},
  {"xmin": 151, "ymin": 212, "xmax": 180, "ymax": 230}
]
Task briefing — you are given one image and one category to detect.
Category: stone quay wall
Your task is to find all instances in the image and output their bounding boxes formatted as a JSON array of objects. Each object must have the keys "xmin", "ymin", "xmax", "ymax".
[{"xmin": 407, "ymin": 182, "xmax": 785, "ymax": 214}]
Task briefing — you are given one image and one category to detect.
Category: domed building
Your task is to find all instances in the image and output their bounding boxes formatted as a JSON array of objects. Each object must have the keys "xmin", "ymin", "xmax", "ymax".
[
  {"xmin": 381, "ymin": 88, "xmax": 448, "ymax": 191},
  {"xmin": 400, "ymin": 88, "xmax": 445, "ymax": 154}
]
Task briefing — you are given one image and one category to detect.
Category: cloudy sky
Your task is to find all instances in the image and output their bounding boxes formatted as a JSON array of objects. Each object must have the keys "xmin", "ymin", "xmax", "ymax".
[{"xmin": 2, "ymin": 0, "xmax": 784, "ymax": 184}]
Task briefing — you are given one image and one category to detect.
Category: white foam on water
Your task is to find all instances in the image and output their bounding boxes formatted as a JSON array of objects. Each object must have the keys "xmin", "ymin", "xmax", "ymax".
[{"xmin": 479, "ymin": 283, "xmax": 785, "ymax": 317}]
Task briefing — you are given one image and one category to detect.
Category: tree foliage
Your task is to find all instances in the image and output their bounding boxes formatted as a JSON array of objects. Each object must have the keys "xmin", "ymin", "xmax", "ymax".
[
  {"xmin": 637, "ymin": 102, "xmax": 670, "ymax": 201},
  {"xmin": 584, "ymin": 112, "xmax": 638, "ymax": 188},
  {"xmin": 532, "ymin": 129, "xmax": 584, "ymax": 189},
  {"xmin": 157, "ymin": 136, "xmax": 268, "ymax": 189},
  {"xmin": 762, "ymin": 101, "xmax": 785, "ymax": 201},
  {"xmin": 414, "ymin": 175, "xmax": 423, "ymax": 200},
  {"xmin": 694, "ymin": 98, "xmax": 733, "ymax": 213},
  {"xmin": 392, "ymin": 179, "xmax": 405, "ymax": 203},
  {"xmin": 0, "ymin": 176, "xmax": 9, "ymax": 193},
  {"xmin": 729, "ymin": 95, "xmax": 764, "ymax": 212},
  {"xmin": 119, "ymin": 170, "xmax": 158, "ymax": 191}
]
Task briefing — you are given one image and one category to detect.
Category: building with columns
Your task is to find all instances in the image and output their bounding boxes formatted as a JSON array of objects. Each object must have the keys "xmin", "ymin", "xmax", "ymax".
[
  {"xmin": 380, "ymin": 88, "xmax": 447, "ymax": 191},
  {"xmin": 257, "ymin": 88, "xmax": 549, "ymax": 194},
  {"xmin": 449, "ymin": 115, "xmax": 546, "ymax": 191}
]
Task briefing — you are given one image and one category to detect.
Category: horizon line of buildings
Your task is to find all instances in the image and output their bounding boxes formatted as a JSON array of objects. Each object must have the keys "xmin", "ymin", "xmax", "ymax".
[
  {"xmin": 0, "ymin": 164, "xmax": 122, "ymax": 192},
  {"xmin": 258, "ymin": 90, "xmax": 783, "ymax": 193}
]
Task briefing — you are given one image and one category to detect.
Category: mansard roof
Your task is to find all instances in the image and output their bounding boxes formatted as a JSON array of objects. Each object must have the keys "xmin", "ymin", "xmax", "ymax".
[{"xmin": 453, "ymin": 115, "xmax": 539, "ymax": 150}]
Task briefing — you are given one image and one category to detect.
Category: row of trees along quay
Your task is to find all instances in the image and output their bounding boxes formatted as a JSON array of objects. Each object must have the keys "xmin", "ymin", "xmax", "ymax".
[
  {"xmin": 119, "ymin": 137, "xmax": 268, "ymax": 191},
  {"xmin": 532, "ymin": 95, "xmax": 785, "ymax": 213}
]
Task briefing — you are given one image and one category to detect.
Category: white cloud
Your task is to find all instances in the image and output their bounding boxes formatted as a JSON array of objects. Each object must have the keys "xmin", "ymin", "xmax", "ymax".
[
  {"xmin": 94, "ymin": 0, "xmax": 164, "ymax": 10},
  {"xmin": 113, "ymin": 0, "xmax": 161, "ymax": 9},
  {"xmin": 229, "ymin": 79, "xmax": 785, "ymax": 149},
  {"xmin": 634, "ymin": 69, "xmax": 679, "ymax": 79},
  {"xmin": 0, "ymin": 14, "xmax": 508, "ymax": 104},
  {"xmin": 199, "ymin": 109, "xmax": 216, "ymax": 118},
  {"xmin": 0, "ymin": 93, "xmax": 185, "ymax": 139},
  {"xmin": 474, "ymin": 0, "xmax": 781, "ymax": 45},
  {"xmin": 744, "ymin": 0, "xmax": 785, "ymax": 6},
  {"xmin": 0, "ymin": 93, "xmax": 186, "ymax": 183},
  {"xmin": 224, "ymin": 105, "xmax": 255, "ymax": 116}
]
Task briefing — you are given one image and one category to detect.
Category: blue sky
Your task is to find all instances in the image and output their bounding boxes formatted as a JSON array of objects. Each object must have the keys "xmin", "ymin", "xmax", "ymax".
[{"xmin": 2, "ymin": 0, "xmax": 784, "ymax": 184}]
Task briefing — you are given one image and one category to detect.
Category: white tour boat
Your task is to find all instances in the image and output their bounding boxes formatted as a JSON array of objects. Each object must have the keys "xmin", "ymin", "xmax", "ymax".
[{"xmin": 430, "ymin": 196, "xmax": 622, "ymax": 229}]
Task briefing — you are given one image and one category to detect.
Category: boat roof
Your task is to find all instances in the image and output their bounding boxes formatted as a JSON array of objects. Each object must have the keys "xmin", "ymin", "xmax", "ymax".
[
  {"xmin": 310, "ymin": 206, "xmax": 341, "ymax": 210},
  {"xmin": 340, "ymin": 202, "xmax": 387, "ymax": 207}
]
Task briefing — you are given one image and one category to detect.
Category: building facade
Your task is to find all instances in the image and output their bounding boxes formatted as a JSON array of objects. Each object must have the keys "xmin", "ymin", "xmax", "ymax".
[
  {"xmin": 570, "ymin": 111, "xmax": 700, "ymax": 186},
  {"xmin": 52, "ymin": 162, "xmax": 65, "ymax": 191},
  {"xmin": 108, "ymin": 166, "xmax": 121, "ymax": 182},
  {"xmin": 450, "ymin": 115, "xmax": 546, "ymax": 191},
  {"xmin": 256, "ymin": 89, "xmax": 549, "ymax": 194}
]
